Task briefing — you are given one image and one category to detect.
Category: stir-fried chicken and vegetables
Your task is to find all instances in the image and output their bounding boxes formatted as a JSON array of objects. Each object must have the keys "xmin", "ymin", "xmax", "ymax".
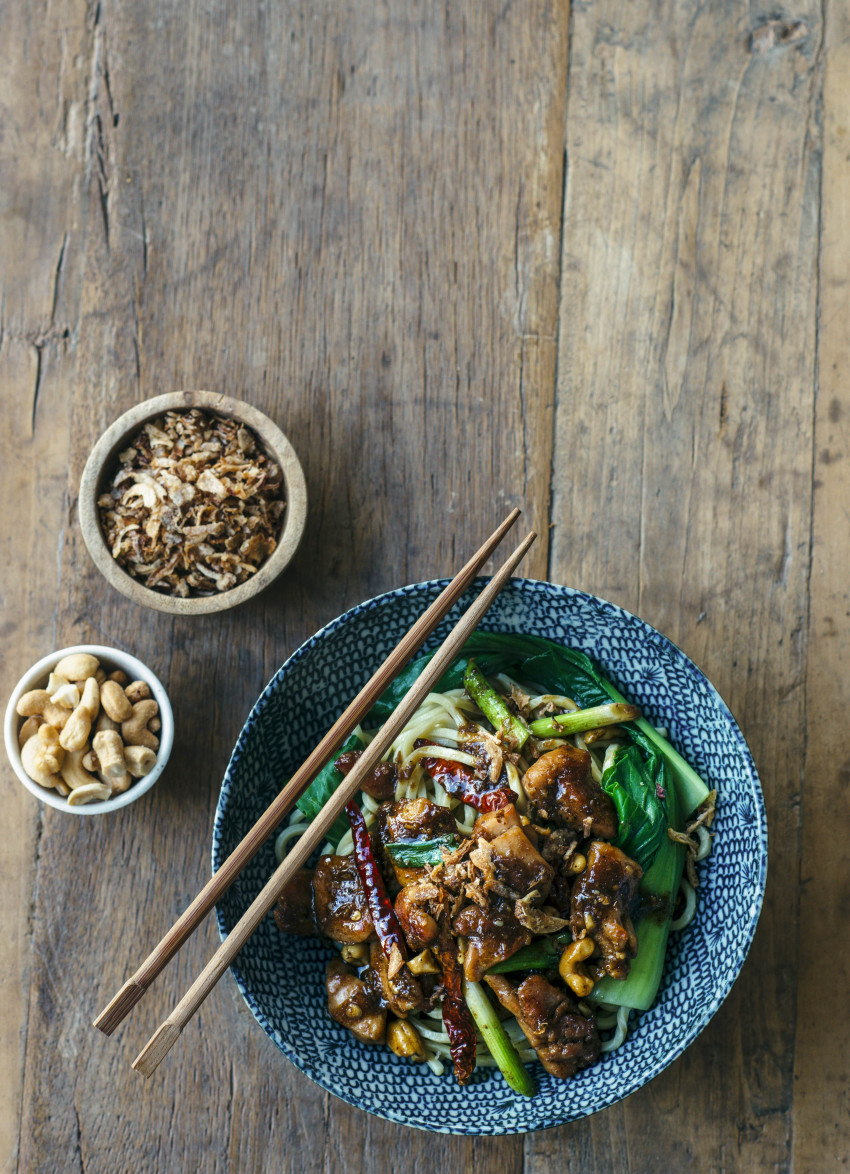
[{"xmin": 273, "ymin": 634, "xmax": 716, "ymax": 1095}]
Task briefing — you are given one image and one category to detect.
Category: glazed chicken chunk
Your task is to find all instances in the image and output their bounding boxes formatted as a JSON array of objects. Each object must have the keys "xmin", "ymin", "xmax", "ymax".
[
  {"xmin": 394, "ymin": 878, "xmax": 444, "ymax": 951},
  {"xmin": 487, "ymin": 825, "xmax": 553, "ymax": 900},
  {"xmin": 334, "ymin": 749, "xmax": 398, "ymax": 801},
  {"xmin": 485, "ymin": 973, "xmax": 600, "ymax": 1078},
  {"xmin": 273, "ymin": 868, "xmax": 317, "ymax": 936},
  {"xmin": 376, "ymin": 798, "xmax": 458, "ymax": 888},
  {"xmin": 570, "ymin": 840, "xmax": 643, "ymax": 979},
  {"xmin": 313, "ymin": 853, "xmax": 375, "ymax": 942},
  {"xmin": 472, "ymin": 802, "xmax": 526, "ymax": 842},
  {"xmin": 453, "ymin": 898, "xmax": 532, "ymax": 981},
  {"xmin": 326, "ymin": 957, "xmax": 386, "ymax": 1044},
  {"xmin": 368, "ymin": 940, "xmax": 425, "ymax": 1017},
  {"xmin": 522, "ymin": 745, "xmax": 618, "ymax": 839},
  {"xmin": 274, "ymin": 854, "xmax": 374, "ymax": 943}
]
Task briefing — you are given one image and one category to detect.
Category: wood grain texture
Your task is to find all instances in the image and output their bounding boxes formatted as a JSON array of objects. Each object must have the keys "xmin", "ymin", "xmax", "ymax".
[
  {"xmin": 0, "ymin": 1, "xmax": 90, "ymax": 1170},
  {"xmin": 5, "ymin": 0, "xmax": 566, "ymax": 1171},
  {"xmin": 794, "ymin": 0, "xmax": 850, "ymax": 1168},
  {"xmin": 544, "ymin": 0, "xmax": 822, "ymax": 1171},
  {"xmin": 2, "ymin": 0, "xmax": 849, "ymax": 1169}
]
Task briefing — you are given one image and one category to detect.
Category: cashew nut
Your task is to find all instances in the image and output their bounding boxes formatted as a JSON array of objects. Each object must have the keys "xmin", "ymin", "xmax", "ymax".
[
  {"xmin": 54, "ymin": 653, "xmax": 100, "ymax": 681},
  {"xmin": 18, "ymin": 716, "xmax": 43, "ymax": 748},
  {"xmin": 123, "ymin": 745, "xmax": 157, "ymax": 778},
  {"xmin": 59, "ymin": 702, "xmax": 92, "ymax": 752},
  {"xmin": 50, "ymin": 682, "xmax": 81, "ymax": 710},
  {"xmin": 34, "ymin": 724, "xmax": 65, "ymax": 774},
  {"xmin": 92, "ymin": 730, "xmax": 127, "ymax": 780},
  {"xmin": 386, "ymin": 1020, "xmax": 427, "ymax": 1062},
  {"xmin": 82, "ymin": 749, "xmax": 100, "ymax": 773},
  {"xmin": 558, "ymin": 937, "xmax": 596, "ymax": 998},
  {"xmin": 67, "ymin": 781, "xmax": 112, "ymax": 805},
  {"xmin": 406, "ymin": 948, "xmax": 441, "ymax": 975},
  {"xmin": 16, "ymin": 653, "xmax": 159, "ymax": 804},
  {"xmin": 21, "ymin": 736, "xmax": 62, "ymax": 788},
  {"xmin": 94, "ymin": 710, "xmax": 119, "ymax": 734},
  {"xmin": 100, "ymin": 680, "xmax": 133, "ymax": 722},
  {"xmin": 16, "ymin": 689, "xmax": 50, "ymax": 717},
  {"xmin": 42, "ymin": 700, "xmax": 71, "ymax": 729},
  {"xmin": 108, "ymin": 771, "xmax": 132, "ymax": 794},
  {"xmin": 122, "ymin": 700, "xmax": 159, "ymax": 749},
  {"xmin": 60, "ymin": 747, "xmax": 99, "ymax": 791},
  {"xmin": 79, "ymin": 675, "xmax": 100, "ymax": 719}
]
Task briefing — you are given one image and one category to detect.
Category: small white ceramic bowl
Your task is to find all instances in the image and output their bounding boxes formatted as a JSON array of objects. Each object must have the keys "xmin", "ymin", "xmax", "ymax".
[{"xmin": 4, "ymin": 644, "xmax": 174, "ymax": 815}]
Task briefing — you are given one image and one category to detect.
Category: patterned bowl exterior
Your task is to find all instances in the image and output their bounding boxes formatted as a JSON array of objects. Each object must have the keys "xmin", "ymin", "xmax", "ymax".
[{"xmin": 212, "ymin": 578, "xmax": 767, "ymax": 1134}]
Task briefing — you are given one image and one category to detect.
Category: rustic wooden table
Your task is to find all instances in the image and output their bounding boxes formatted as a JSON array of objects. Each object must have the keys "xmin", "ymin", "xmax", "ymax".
[{"xmin": 2, "ymin": 0, "xmax": 846, "ymax": 1170}]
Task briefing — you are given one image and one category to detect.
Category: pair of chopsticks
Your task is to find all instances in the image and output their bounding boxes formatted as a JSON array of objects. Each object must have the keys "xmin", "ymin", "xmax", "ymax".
[{"xmin": 94, "ymin": 510, "xmax": 535, "ymax": 1075}]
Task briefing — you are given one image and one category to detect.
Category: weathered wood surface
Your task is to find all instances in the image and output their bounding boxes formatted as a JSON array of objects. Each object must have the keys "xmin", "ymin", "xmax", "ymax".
[{"xmin": 0, "ymin": 0, "xmax": 845, "ymax": 1169}]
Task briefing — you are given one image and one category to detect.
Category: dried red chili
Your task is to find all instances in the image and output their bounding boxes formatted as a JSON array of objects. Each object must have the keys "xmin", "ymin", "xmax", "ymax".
[
  {"xmin": 345, "ymin": 802, "xmax": 409, "ymax": 964},
  {"xmin": 418, "ymin": 752, "xmax": 512, "ymax": 813},
  {"xmin": 435, "ymin": 940, "xmax": 477, "ymax": 1085}
]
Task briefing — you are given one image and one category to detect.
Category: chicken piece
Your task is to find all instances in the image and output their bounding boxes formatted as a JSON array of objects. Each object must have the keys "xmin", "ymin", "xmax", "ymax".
[
  {"xmin": 472, "ymin": 802, "xmax": 523, "ymax": 841},
  {"xmin": 522, "ymin": 745, "xmax": 618, "ymax": 838},
  {"xmin": 368, "ymin": 940, "xmax": 425, "ymax": 1017},
  {"xmin": 474, "ymin": 802, "xmax": 541, "ymax": 850},
  {"xmin": 335, "ymin": 749, "xmax": 398, "ymax": 801},
  {"xmin": 452, "ymin": 897, "xmax": 532, "ymax": 981},
  {"xmin": 394, "ymin": 879, "xmax": 444, "ymax": 951},
  {"xmin": 376, "ymin": 798, "xmax": 458, "ymax": 887},
  {"xmin": 274, "ymin": 869, "xmax": 318, "ymax": 936},
  {"xmin": 485, "ymin": 973, "xmax": 600, "ymax": 1078},
  {"xmin": 570, "ymin": 840, "xmax": 642, "ymax": 979},
  {"xmin": 313, "ymin": 854, "xmax": 374, "ymax": 943},
  {"xmin": 487, "ymin": 825, "xmax": 553, "ymax": 900},
  {"xmin": 540, "ymin": 828, "xmax": 581, "ymax": 914},
  {"xmin": 326, "ymin": 957, "xmax": 387, "ymax": 1044}
]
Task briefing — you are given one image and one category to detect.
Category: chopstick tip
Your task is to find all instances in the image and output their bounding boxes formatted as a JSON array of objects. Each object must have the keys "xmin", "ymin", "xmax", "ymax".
[
  {"xmin": 93, "ymin": 978, "xmax": 148, "ymax": 1035},
  {"xmin": 132, "ymin": 1021, "xmax": 182, "ymax": 1077}
]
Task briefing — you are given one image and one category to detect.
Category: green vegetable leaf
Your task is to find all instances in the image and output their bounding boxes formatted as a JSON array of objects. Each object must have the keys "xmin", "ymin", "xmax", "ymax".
[
  {"xmin": 295, "ymin": 733, "xmax": 363, "ymax": 847},
  {"xmin": 599, "ymin": 741, "xmax": 668, "ymax": 869},
  {"xmin": 385, "ymin": 835, "xmax": 460, "ymax": 866},
  {"xmin": 485, "ymin": 933, "xmax": 571, "ymax": 974}
]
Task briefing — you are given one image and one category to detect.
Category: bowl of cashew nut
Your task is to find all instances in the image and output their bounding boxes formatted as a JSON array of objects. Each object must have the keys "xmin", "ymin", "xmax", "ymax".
[{"xmin": 4, "ymin": 645, "xmax": 174, "ymax": 814}]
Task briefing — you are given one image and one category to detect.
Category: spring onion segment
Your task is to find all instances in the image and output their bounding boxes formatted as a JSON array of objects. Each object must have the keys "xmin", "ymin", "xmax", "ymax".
[
  {"xmin": 463, "ymin": 978, "xmax": 536, "ymax": 1097},
  {"xmin": 529, "ymin": 701, "xmax": 640, "ymax": 739},
  {"xmin": 463, "ymin": 659, "xmax": 531, "ymax": 749}
]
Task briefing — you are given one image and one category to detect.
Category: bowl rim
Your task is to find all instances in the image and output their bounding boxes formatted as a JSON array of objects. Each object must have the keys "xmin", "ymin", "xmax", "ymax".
[
  {"xmin": 78, "ymin": 390, "xmax": 308, "ymax": 615},
  {"xmin": 213, "ymin": 576, "xmax": 768, "ymax": 1133},
  {"xmin": 4, "ymin": 643, "xmax": 174, "ymax": 814}
]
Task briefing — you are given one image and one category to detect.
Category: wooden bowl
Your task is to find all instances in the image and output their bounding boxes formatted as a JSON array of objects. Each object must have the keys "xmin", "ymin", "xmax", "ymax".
[{"xmin": 79, "ymin": 391, "xmax": 307, "ymax": 615}]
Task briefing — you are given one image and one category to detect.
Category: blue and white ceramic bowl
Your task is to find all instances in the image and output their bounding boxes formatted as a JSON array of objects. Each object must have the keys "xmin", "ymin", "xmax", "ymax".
[{"xmin": 213, "ymin": 578, "xmax": 767, "ymax": 1134}]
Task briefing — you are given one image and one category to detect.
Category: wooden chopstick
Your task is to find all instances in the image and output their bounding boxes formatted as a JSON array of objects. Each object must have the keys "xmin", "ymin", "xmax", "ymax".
[
  {"xmin": 132, "ymin": 528, "xmax": 536, "ymax": 1076},
  {"xmin": 94, "ymin": 509, "xmax": 521, "ymax": 1036}
]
